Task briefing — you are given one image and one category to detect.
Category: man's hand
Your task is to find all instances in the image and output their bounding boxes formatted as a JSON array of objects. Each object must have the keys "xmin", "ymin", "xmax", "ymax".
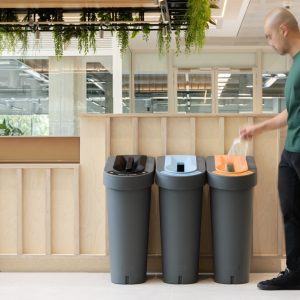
[{"xmin": 239, "ymin": 124, "xmax": 262, "ymax": 140}]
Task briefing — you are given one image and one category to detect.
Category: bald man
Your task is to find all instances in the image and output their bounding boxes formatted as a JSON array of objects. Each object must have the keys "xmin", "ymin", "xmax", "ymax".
[{"xmin": 240, "ymin": 7, "xmax": 300, "ymax": 290}]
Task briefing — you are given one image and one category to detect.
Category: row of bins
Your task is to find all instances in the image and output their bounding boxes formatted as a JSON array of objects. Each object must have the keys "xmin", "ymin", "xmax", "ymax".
[{"xmin": 103, "ymin": 155, "xmax": 257, "ymax": 285}]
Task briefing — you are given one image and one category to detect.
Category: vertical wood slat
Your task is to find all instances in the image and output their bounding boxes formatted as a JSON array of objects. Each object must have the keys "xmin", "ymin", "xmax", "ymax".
[
  {"xmin": 105, "ymin": 117, "xmax": 111, "ymax": 159},
  {"xmin": 247, "ymin": 117, "xmax": 254, "ymax": 155},
  {"xmin": 16, "ymin": 168, "xmax": 23, "ymax": 255},
  {"xmin": 132, "ymin": 117, "xmax": 139, "ymax": 154},
  {"xmin": 190, "ymin": 118, "xmax": 196, "ymax": 154},
  {"xmin": 161, "ymin": 117, "xmax": 167, "ymax": 155},
  {"xmin": 105, "ymin": 117, "xmax": 111, "ymax": 255},
  {"xmin": 218, "ymin": 117, "xmax": 225, "ymax": 154},
  {"xmin": 73, "ymin": 166, "xmax": 80, "ymax": 255},
  {"xmin": 45, "ymin": 169, "xmax": 51, "ymax": 255}
]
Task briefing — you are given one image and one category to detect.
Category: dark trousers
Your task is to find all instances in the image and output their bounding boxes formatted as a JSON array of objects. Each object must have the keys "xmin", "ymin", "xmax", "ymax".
[{"xmin": 278, "ymin": 149, "xmax": 300, "ymax": 271}]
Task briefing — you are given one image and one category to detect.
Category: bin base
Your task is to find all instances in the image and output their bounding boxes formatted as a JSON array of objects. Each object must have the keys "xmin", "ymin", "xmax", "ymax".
[
  {"xmin": 214, "ymin": 274, "xmax": 249, "ymax": 284},
  {"xmin": 163, "ymin": 274, "xmax": 199, "ymax": 284},
  {"xmin": 111, "ymin": 273, "xmax": 147, "ymax": 285}
]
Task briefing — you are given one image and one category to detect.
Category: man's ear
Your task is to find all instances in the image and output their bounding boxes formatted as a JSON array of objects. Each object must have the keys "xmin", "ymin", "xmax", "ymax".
[{"xmin": 279, "ymin": 23, "xmax": 289, "ymax": 38}]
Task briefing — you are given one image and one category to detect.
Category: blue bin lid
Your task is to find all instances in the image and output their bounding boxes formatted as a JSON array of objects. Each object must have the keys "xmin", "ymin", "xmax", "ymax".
[
  {"xmin": 155, "ymin": 156, "xmax": 206, "ymax": 190},
  {"xmin": 164, "ymin": 155, "xmax": 198, "ymax": 174}
]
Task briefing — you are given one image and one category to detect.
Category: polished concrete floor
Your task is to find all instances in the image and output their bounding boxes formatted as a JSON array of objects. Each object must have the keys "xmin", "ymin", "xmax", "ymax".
[{"xmin": 0, "ymin": 273, "xmax": 298, "ymax": 300}]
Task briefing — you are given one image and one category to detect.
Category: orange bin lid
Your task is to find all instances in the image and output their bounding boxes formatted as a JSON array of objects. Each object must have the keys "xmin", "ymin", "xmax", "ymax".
[{"xmin": 214, "ymin": 155, "xmax": 248, "ymax": 174}]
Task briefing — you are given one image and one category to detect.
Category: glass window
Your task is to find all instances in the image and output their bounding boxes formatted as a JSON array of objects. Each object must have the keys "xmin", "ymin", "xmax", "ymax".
[
  {"xmin": 122, "ymin": 74, "xmax": 130, "ymax": 113},
  {"xmin": 0, "ymin": 56, "xmax": 113, "ymax": 136},
  {"xmin": 262, "ymin": 73, "xmax": 286, "ymax": 113},
  {"xmin": 218, "ymin": 71, "xmax": 253, "ymax": 113},
  {"xmin": 122, "ymin": 51, "xmax": 131, "ymax": 113},
  {"xmin": 177, "ymin": 71, "xmax": 212, "ymax": 113},
  {"xmin": 133, "ymin": 53, "xmax": 167, "ymax": 113},
  {"xmin": 134, "ymin": 73, "xmax": 168, "ymax": 113},
  {"xmin": 0, "ymin": 58, "xmax": 49, "ymax": 136},
  {"xmin": 86, "ymin": 61, "xmax": 113, "ymax": 114}
]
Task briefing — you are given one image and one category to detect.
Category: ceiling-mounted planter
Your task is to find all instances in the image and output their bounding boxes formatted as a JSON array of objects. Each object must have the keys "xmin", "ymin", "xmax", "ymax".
[{"xmin": 0, "ymin": 1, "xmax": 218, "ymax": 57}]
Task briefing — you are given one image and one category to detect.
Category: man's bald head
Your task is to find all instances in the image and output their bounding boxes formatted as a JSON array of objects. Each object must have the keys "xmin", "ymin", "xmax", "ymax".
[{"xmin": 265, "ymin": 7, "xmax": 299, "ymax": 32}]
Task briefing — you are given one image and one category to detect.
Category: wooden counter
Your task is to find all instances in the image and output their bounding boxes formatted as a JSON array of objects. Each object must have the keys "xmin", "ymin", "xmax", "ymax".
[
  {"xmin": 0, "ymin": 136, "xmax": 80, "ymax": 163},
  {"xmin": 0, "ymin": 115, "xmax": 286, "ymax": 272}
]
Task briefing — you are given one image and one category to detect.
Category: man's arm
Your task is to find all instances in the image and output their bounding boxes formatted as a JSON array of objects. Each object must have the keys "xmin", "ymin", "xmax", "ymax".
[{"xmin": 240, "ymin": 109, "xmax": 288, "ymax": 140}]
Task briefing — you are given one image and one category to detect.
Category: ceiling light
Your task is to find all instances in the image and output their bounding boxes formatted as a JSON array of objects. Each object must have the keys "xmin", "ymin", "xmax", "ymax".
[
  {"xmin": 263, "ymin": 77, "xmax": 277, "ymax": 88},
  {"xmin": 277, "ymin": 73, "xmax": 287, "ymax": 78}
]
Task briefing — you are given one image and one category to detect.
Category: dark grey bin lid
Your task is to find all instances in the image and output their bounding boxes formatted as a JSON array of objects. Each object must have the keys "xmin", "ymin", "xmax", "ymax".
[
  {"xmin": 155, "ymin": 155, "xmax": 206, "ymax": 190},
  {"xmin": 103, "ymin": 155, "xmax": 155, "ymax": 190},
  {"xmin": 206, "ymin": 156, "xmax": 257, "ymax": 191}
]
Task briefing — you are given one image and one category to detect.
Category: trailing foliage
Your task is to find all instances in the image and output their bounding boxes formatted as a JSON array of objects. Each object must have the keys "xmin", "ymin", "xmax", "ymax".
[
  {"xmin": 0, "ymin": 1, "xmax": 216, "ymax": 57},
  {"xmin": 184, "ymin": 0, "xmax": 211, "ymax": 52}
]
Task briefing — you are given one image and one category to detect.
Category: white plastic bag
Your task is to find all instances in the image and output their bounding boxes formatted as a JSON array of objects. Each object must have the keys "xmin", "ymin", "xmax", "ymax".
[{"xmin": 228, "ymin": 137, "xmax": 248, "ymax": 157}]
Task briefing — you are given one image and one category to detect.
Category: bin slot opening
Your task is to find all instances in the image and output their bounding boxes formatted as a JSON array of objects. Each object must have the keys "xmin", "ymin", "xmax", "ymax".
[
  {"xmin": 112, "ymin": 155, "xmax": 147, "ymax": 174},
  {"xmin": 125, "ymin": 156, "xmax": 134, "ymax": 172},
  {"xmin": 164, "ymin": 155, "xmax": 197, "ymax": 174},
  {"xmin": 113, "ymin": 155, "xmax": 126, "ymax": 172},
  {"xmin": 135, "ymin": 155, "xmax": 147, "ymax": 173},
  {"xmin": 176, "ymin": 162, "xmax": 185, "ymax": 172}
]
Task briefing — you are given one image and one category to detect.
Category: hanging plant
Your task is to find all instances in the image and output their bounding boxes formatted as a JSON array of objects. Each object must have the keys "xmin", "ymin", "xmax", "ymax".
[
  {"xmin": 78, "ymin": 10, "xmax": 97, "ymax": 55},
  {"xmin": 174, "ymin": 25, "xmax": 182, "ymax": 55},
  {"xmin": 142, "ymin": 24, "xmax": 151, "ymax": 42},
  {"xmin": 62, "ymin": 25, "xmax": 77, "ymax": 48},
  {"xmin": 184, "ymin": 0, "xmax": 211, "ymax": 52},
  {"xmin": 53, "ymin": 25, "xmax": 64, "ymax": 57},
  {"xmin": 0, "ymin": 2, "xmax": 218, "ymax": 57},
  {"xmin": 117, "ymin": 29, "xmax": 129, "ymax": 54},
  {"xmin": 0, "ymin": 10, "xmax": 22, "ymax": 55},
  {"xmin": 157, "ymin": 24, "xmax": 165, "ymax": 56},
  {"xmin": 116, "ymin": 11, "xmax": 132, "ymax": 54},
  {"xmin": 98, "ymin": 11, "xmax": 113, "ymax": 35},
  {"xmin": 52, "ymin": 10, "xmax": 64, "ymax": 58}
]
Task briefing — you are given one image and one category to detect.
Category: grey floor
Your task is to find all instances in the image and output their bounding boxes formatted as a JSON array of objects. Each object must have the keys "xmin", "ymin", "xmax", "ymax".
[{"xmin": 0, "ymin": 273, "xmax": 298, "ymax": 300}]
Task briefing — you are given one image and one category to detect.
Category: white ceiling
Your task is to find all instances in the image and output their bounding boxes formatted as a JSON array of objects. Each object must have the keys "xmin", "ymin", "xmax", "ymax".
[{"xmin": 130, "ymin": 0, "xmax": 300, "ymax": 49}]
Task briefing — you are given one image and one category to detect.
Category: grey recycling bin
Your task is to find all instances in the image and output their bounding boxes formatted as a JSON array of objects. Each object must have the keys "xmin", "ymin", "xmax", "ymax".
[
  {"xmin": 156, "ymin": 155, "xmax": 206, "ymax": 284},
  {"xmin": 103, "ymin": 155, "xmax": 155, "ymax": 284},
  {"xmin": 206, "ymin": 156, "xmax": 257, "ymax": 284}
]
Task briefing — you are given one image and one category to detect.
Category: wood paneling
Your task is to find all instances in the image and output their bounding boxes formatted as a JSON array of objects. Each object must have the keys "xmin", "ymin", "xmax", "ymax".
[
  {"xmin": 0, "ymin": 169, "xmax": 18, "ymax": 254},
  {"xmin": 0, "ymin": 114, "xmax": 284, "ymax": 272},
  {"xmin": 78, "ymin": 114, "xmax": 283, "ymax": 273},
  {"xmin": 0, "ymin": 164, "xmax": 79, "ymax": 258},
  {"xmin": 79, "ymin": 117, "xmax": 107, "ymax": 255},
  {"xmin": 0, "ymin": 137, "xmax": 79, "ymax": 163}
]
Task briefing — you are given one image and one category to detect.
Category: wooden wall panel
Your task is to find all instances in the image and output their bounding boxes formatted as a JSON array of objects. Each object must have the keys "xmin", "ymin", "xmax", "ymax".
[
  {"xmin": 78, "ymin": 114, "xmax": 283, "ymax": 272},
  {"xmin": 51, "ymin": 169, "xmax": 75, "ymax": 254},
  {"xmin": 0, "ymin": 114, "xmax": 284, "ymax": 272},
  {"xmin": 138, "ymin": 118, "xmax": 164, "ymax": 156},
  {"xmin": 111, "ymin": 117, "xmax": 134, "ymax": 155},
  {"xmin": 0, "ymin": 169, "xmax": 18, "ymax": 254},
  {"xmin": 167, "ymin": 118, "xmax": 194, "ymax": 154},
  {"xmin": 224, "ymin": 117, "xmax": 249, "ymax": 153},
  {"xmin": 0, "ymin": 137, "xmax": 79, "ymax": 163},
  {"xmin": 80, "ymin": 116, "xmax": 107, "ymax": 255},
  {"xmin": 253, "ymin": 118, "xmax": 280, "ymax": 256},
  {"xmin": 196, "ymin": 118, "xmax": 223, "ymax": 156},
  {"xmin": 22, "ymin": 169, "xmax": 47, "ymax": 254}
]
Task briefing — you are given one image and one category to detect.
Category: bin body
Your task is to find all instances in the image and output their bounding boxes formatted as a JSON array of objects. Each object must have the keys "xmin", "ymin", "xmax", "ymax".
[
  {"xmin": 156, "ymin": 155, "xmax": 206, "ymax": 284},
  {"xmin": 206, "ymin": 156, "xmax": 257, "ymax": 284},
  {"xmin": 103, "ymin": 155, "xmax": 155, "ymax": 284}
]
